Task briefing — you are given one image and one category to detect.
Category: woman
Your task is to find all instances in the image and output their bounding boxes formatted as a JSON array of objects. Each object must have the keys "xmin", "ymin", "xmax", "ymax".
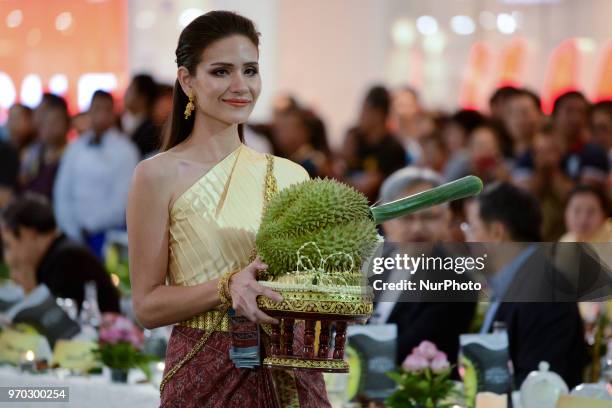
[
  {"xmin": 272, "ymin": 107, "xmax": 332, "ymax": 178},
  {"xmin": 127, "ymin": 11, "xmax": 330, "ymax": 407},
  {"xmin": 560, "ymin": 185, "xmax": 611, "ymax": 242}
]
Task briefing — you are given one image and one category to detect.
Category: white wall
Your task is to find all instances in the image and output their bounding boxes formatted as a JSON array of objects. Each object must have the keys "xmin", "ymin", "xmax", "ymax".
[
  {"xmin": 275, "ymin": 0, "xmax": 390, "ymax": 146},
  {"xmin": 127, "ymin": 0, "xmax": 612, "ymax": 146}
]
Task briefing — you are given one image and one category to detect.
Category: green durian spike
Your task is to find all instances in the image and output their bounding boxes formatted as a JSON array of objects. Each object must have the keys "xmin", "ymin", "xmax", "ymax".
[{"xmin": 370, "ymin": 175, "xmax": 483, "ymax": 224}]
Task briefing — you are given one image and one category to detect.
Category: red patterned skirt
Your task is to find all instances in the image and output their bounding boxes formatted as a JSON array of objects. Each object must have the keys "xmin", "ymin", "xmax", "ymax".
[{"xmin": 160, "ymin": 325, "xmax": 331, "ymax": 407}]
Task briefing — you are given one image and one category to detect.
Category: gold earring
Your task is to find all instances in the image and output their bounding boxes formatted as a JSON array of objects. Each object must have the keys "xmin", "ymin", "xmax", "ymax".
[{"xmin": 184, "ymin": 91, "xmax": 195, "ymax": 119}]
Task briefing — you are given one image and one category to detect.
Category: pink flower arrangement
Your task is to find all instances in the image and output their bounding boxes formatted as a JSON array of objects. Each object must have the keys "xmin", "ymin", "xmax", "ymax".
[
  {"xmin": 402, "ymin": 340, "xmax": 450, "ymax": 374},
  {"xmin": 388, "ymin": 340, "xmax": 456, "ymax": 407},
  {"xmin": 99, "ymin": 312, "xmax": 144, "ymax": 349}
]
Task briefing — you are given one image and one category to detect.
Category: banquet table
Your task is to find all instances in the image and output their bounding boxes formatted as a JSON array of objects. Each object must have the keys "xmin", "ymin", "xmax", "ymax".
[{"xmin": 0, "ymin": 366, "xmax": 160, "ymax": 407}]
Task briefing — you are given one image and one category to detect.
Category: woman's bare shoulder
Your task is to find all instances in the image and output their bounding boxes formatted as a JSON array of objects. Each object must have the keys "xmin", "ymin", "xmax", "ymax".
[{"xmin": 132, "ymin": 151, "xmax": 178, "ymax": 196}]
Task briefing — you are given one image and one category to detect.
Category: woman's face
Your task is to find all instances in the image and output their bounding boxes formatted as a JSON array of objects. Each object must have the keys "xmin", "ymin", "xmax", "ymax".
[
  {"xmin": 182, "ymin": 35, "xmax": 261, "ymax": 128},
  {"xmin": 565, "ymin": 193, "xmax": 607, "ymax": 240}
]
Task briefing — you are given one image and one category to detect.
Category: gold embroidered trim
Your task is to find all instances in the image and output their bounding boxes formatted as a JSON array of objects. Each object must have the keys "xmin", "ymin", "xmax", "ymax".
[
  {"xmin": 159, "ymin": 309, "xmax": 226, "ymax": 393},
  {"xmin": 271, "ymin": 369, "xmax": 300, "ymax": 408},
  {"xmin": 257, "ymin": 290, "xmax": 373, "ymax": 317},
  {"xmin": 160, "ymin": 152, "xmax": 279, "ymax": 395},
  {"xmin": 178, "ymin": 310, "xmax": 230, "ymax": 332},
  {"xmin": 264, "ymin": 357, "xmax": 349, "ymax": 372}
]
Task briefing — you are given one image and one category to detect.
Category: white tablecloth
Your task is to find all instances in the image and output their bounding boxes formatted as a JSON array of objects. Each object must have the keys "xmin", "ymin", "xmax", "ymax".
[{"xmin": 0, "ymin": 366, "xmax": 160, "ymax": 407}]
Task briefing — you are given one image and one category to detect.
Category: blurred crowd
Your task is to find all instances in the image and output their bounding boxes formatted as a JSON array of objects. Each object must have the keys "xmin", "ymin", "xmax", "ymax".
[
  {"xmin": 0, "ymin": 76, "xmax": 610, "ymax": 258},
  {"xmin": 0, "ymin": 75, "xmax": 174, "ymax": 257},
  {"xmin": 0, "ymin": 74, "xmax": 611, "ymax": 390},
  {"xmin": 256, "ymin": 84, "xmax": 612, "ymax": 244}
]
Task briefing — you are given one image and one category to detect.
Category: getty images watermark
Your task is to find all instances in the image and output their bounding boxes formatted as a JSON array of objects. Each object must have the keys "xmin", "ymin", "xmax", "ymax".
[{"xmin": 370, "ymin": 253, "xmax": 487, "ymax": 292}]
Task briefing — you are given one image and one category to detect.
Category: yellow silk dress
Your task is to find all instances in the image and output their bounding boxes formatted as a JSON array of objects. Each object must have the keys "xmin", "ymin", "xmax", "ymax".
[{"xmin": 160, "ymin": 143, "xmax": 331, "ymax": 408}]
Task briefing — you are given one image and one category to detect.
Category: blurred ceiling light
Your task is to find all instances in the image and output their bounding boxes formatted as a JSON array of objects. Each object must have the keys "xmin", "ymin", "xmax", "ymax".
[
  {"xmin": 26, "ymin": 28, "xmax": 41, "ymax": 47},
  {"xmin": 497, "ymin": 13, "xmax": 517, "ymax": 34},
  {"xmin": 423, "ymin": 32, "xmax": 446, "ymax": 55},
  {"xmin": 451, "ymin": 15, "xmax": 475, "ymax": 35},
  {"xmin": 0, "ymin": 72, "xmax": 16, "ymax": 109},
  {"xmin": 55, "ymin": 12, "xmax": 73, "ymax": 31},
  {"xmin": 416, "ymin": 15, "xmax": 438, "ymax": 36},
  {"xmin": 135, "ymin": 10, "xmax": 156, "ymax": 30},
  {"xmin": 391, "ymin": 18, "xmax": 416, "ymax": 47},
  {"xmin": 6, "ymin": 9, "xmax": 22, "ymax": 28},
  {"xmin": 178, "ymin": 8, "xmax": 204, "ymax": 28},
  {"xmin": 49, "ymin": 74, "xmax": 69, "ymax": 95},
  {"xmin": 479, "ymin": 11, "xmax": 496, "ymax": 31},
  {"xmin": 576, "ymin": 37, "xmax": 596, "ymax": 53},
  {"xmin": 21, "ymin": 74, "xmax": 43, "ymax": 108},
  {"xmin": 511, "ymin": 11, "xmax": 523, "ymax": 28},
  {"xmin": 78, "ymin": 73, "xmax": 118, "ymax": 111}
]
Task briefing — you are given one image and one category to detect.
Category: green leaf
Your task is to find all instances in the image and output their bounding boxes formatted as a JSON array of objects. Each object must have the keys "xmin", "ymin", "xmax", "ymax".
[{"xmin": 93, "ymin": 341, "xmax": 156, "ymax": 378}]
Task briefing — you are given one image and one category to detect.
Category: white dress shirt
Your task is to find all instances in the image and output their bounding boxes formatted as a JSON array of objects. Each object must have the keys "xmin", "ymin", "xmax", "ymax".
[{"xmin": 53, "ymin": 128, "xmax": 139, "ymax": 241}]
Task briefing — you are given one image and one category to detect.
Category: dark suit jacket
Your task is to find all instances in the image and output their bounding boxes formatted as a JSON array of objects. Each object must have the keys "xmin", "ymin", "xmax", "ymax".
[
  {"xmin": 501, "ymin": 244, "xmax": 611, "ymax": 303},
  {"xmin": 490, "ymin": 246, "xmax": 595, "ymax": 389},
  {"xmin": 373, "ymin": 244, "xmax": 477, "ymax": 367},
  {"xmin": 37, "ymin": 234, "xmax": 120, "ymax": 313},
  {"xmin": 493, "ymin": 301, "xmax": 587, "ymax": 389},
  {"xmin": 387, "ymin": 300, "xmax": 476, "ymax": 367}
]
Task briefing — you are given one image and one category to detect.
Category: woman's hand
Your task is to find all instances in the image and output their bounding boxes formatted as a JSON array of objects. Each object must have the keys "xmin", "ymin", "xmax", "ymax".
[{"xmin": 229, "ymin": 257, "xmax": 283, "ymax": 324}]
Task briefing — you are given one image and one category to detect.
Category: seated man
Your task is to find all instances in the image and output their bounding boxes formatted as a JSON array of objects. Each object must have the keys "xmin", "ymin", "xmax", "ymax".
[
  {"xmin": 464, "ymin": 182, "xmax": 589, "ymax": 388},
  {"xmin": 1, "ymin": 194, "xmax": 120, "ymax": 314},
  {"xmin": 371, "ymin": 167, "xmax": 477, "ymax": 367}
]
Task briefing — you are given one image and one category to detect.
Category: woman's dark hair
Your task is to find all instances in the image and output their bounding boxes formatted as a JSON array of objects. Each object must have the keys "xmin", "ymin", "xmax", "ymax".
[
  {"xmin": 1, "ymin": 193, "xmax": 56, "ymax": 238},
  {"xmin": 477, "ymin": 181, "xmax": 542, "ymax": 241},
  {"xmin": 283, "ymin": 108, "xmax": 331, "ymax": 155},
  {"xmin": 163, "ymin": 11, "xmax": 260, "ymax": 151},
  {"xmin": 566, "ymin": 184, "xmax": 611, "ymax": 217},
  {"xmin": 306, "ymin": 111, "xmax": 330, "ymax": 155}
]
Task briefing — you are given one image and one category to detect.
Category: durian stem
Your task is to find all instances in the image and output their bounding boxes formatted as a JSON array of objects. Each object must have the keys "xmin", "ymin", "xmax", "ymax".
[{"xmin": 370, "ymin": 175, "xmax": 483, "ymax": 224}]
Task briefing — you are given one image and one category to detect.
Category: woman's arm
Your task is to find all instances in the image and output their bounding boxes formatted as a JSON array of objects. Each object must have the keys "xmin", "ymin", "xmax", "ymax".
[
  {"xmin": 128, "ymin": 159, "xmax": 281, "ymax": 329},
  {"xmin": 128, "ymin": 159, "xmax": 220, "ymax": 328}
]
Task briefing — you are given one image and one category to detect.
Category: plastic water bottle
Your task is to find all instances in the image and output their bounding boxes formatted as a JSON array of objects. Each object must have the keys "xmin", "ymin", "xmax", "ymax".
[
  {"xmin": 493, "ymin": 321, "xmax": 516, "ymax": 400},
  {"xmin": 77, "ymin": 281, "xmax": 102, "ymax": 340}
]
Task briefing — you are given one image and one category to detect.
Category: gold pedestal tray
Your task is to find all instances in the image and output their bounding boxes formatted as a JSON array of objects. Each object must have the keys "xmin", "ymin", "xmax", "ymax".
[{"xmin": 257, "ymin": 276, "xmax": 372, "ymax": 372}]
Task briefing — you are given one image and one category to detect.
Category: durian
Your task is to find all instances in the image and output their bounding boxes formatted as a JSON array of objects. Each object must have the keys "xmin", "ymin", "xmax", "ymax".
[{"xmin": 256, "ymin": 175, "xmax": 482, "ymax": 280}]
